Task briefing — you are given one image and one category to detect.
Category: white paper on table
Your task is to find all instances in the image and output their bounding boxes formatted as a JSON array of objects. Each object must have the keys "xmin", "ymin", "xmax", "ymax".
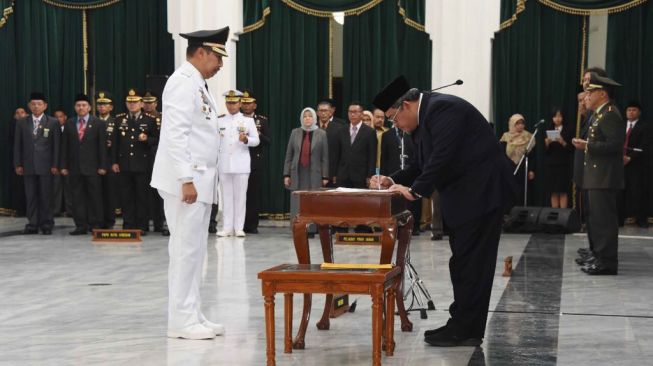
[{"xmin": 326, "ymin": 187, "xmax": 386, "ymax": 192}]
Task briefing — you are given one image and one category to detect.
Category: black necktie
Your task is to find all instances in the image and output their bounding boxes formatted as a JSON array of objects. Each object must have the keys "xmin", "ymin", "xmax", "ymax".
[{"xmin": 204, "ymin": 82, "xmax": 209, "ymax": 93}]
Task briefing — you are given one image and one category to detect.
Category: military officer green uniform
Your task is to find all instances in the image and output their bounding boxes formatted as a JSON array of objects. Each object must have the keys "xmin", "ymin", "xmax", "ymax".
[
  {"xmin": 143, "ymin": 91, "xmax": 169, "ymax": 236},
  {"xmin": 241, "ymin": 90, "xmax": 270, "ymax": 233},
  {"xmin": 574, "ymin": 74, "xmax": 625, "ymax": 275},
  {"xmin": 96, "ymin": 91, "xmax": 119, "ymax": 229},
  {"xmin": 112, "ymin": 89, "xmax": 159, "ymax": 234}
]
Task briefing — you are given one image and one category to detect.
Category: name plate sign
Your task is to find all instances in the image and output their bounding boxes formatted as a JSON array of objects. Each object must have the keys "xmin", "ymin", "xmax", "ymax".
[
  {"xmin": 334, "ymin": 233, "xmax": 381, "ymax": 245},
  {"xmin": 92, "ymin": 229, "xmax": 142, "ymax": 243}
]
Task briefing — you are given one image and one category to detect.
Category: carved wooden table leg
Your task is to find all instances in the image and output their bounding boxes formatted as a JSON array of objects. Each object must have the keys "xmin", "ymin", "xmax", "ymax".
[
  {"xmin": 317, "ymin": 224, "xmax": 333, "ymax": 330},
  {"xmin": 372, "ymin": 283, "xmax": 383, "ymax": 366},
  {"xmin": 395, "ymin": 215, "xmax": 414, "ymax": 332},
  {"xmin": 385, "ymin": 285, "xmax": 396, "ymax": 356},
  {"xmin": 292, "ymin": 218, "xmax": 311, "ymax": 349},
  {"xmin": 284, "ymin": 293, "xmax": 293, "ymax": 353},
  {"xmin": 264, "ymin": 291, "xmax": 276, "ymax": 366}
]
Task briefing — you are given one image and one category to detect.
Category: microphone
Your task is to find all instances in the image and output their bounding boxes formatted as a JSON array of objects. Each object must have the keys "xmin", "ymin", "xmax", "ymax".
[
  {"xmin": 533, "ymin": 119, "xmax": 546, "ymax": 127},
  {"xmin": 431, "ymin": 79, "xmax": 463, "ymax": 92}
]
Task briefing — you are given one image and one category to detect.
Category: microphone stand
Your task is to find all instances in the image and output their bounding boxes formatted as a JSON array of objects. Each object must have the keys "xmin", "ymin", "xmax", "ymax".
[{"xmin": 513, "ymin": 125, "xmax": 539, "ymax": 206}]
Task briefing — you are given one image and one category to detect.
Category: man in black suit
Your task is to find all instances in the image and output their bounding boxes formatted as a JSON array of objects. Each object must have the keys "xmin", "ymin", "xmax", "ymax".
[
  {"xmin": 60, "ymin": 94, "xmax": 107, "ymax": 234},
  {"xmin": 112, "ymin": 89, "xmax": 159, "ymax": 235},
  {"xmin": 371, "ymin": 76, "xmax": 515, "ymax": 347},
  {"xmin": 142, "ymin": 91, "xmax": 169, "ymax": 236},
  {"xmin": 572, "ymin": 74, "xmax": 625, "ymax": 275},
  {"xmin": 317, "ymin": 100, "xmax": 344, "ymax": 187},
  {"xmin": 619, "ymin": 101, "xmax": 649, "ymax": 228},
  {"xmin": 241, "ymin": 90, "xmax": 270, "ymax": 234},
  {"xmin": 13, "ymin": 92, "xmax": 61, "ymax": 234},
  {"xmin": 336, "ymin": 101, "xmax": 377, "ymax": 188}
]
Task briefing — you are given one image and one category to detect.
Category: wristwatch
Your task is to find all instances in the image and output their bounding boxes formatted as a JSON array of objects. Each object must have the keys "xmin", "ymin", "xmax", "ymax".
[{"xmin": 408, "ymin": 187, "xmax": 422, "ymax": 199}]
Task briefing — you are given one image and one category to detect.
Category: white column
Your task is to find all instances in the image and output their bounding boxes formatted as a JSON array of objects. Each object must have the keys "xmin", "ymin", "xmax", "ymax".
[
  {"xmin": 426, "ymin": 0, "xmax": 501, "ymax": 121},
  {"xmin": 167, "ymin": 0, "xmax": 243, "ymax": 116}
]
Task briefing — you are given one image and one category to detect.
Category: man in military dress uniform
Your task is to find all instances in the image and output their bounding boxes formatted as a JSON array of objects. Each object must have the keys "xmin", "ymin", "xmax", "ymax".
[
  {"xmin": 112, "ymin": 89, "xmax": 159, "ymax": 235},
  {"xmin": 13, "ymin": 92, "xmax": 60, "ymax": 234},
  {"xmin": 143, "ymin": 91, "xmax": 170, "ymax": 236},
  {"xmin": 572, "ymin": 74, "xmax": 625, "ymax": 275},
  {"xmin": 151, "ymin": 27, "xmax": 229, "ymax": 340},
  {"xmin": 241, "ymin": 89, "xmax": 269, "ymax": 234},
  {"xmin": 216, "ymin": 90, "xmax": 260, "ymax": 237},
  {"xmin": 96, "ymin": 91, "xmax": 119, "ymax": 229}
]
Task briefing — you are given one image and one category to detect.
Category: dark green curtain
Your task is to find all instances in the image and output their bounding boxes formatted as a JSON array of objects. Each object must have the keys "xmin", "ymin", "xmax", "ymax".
[
  {"xmin": 539, "ymin": 0, "xmax": 646, "ymax": 9},
  {"xmin": 237, "ymin": 0, "xmax": 330, "ymax": 215},
  {"xmin": 492, "ymin": 1, "xmax": 584, "ymax": 205},
  {"xmin": 285, "ymin": 0, "xmax": 379, "ymax": 11},
  {"xmin": 343, "ymin": 0, "xmax": 431, "ymax": 110},
  {"xmin": 89, "ymin": 0, "xmax": 174, "ymax": 114},
  {"xmin": 0, "ymin": 0, "xmax": 17, "ymax": 210},
  {"xmin": 606, "ymin": 2, "xmax": 653, "ymax": 113}
]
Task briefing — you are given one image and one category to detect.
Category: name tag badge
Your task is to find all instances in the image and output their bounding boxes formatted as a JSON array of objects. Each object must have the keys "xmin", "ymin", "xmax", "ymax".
[
  {"xmin": 43, "ymin": 128, "xmax": 49, "ymax": 138},
  {"xmin": 191, "ymin": 164, "xmax": 208, "ymax": 171}
]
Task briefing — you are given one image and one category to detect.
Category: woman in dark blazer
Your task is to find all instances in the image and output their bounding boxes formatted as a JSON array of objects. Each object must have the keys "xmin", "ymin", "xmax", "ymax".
[
  {"xmin": 544, "ymin": 107, "xmax": 574, "ymax": 208},
  {"xmin": 283, "ymin": 107, "xmax": 329, "ymax": 232}
]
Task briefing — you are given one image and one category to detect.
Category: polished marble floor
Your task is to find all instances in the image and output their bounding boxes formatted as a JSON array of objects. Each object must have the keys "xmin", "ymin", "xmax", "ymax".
[{"xmin": 0, "ymin": 217, "xmax": 652, "ymax": 365}]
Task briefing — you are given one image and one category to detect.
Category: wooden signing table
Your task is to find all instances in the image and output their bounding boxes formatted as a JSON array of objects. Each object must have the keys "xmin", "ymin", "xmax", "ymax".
[
  {"xmin": 289, "ymin": 190, "xmax": 414, "ymax": 348},
  {"xmin": 258, "ymin": 264, "xmax": 401, "ymax": 366}
]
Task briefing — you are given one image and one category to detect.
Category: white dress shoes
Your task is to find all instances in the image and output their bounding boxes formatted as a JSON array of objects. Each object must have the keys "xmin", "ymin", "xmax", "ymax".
[
  {"xmin": 217, "ymin": 230, "xmax": 233, "ymax": 237},
  {"xmin": 167, "ymin": 324, "xmax": 215, "ymax": 340},
  {"xmin": 201, "ymin": 319, "xmax": 225, "ymax": 336},
  {"xmin": 235, "ymin": 230, "xmax": 246, "ymax": 237}
]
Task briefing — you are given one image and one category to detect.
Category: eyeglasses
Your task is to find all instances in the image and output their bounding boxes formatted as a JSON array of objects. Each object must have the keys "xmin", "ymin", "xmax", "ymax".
[{"xmin": 387, "ymin": 105, "xmax": 402, "ymax": 124}]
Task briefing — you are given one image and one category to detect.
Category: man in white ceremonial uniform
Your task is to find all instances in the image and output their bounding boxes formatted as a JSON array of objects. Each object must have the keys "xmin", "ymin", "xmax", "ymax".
[
  {"xmin": 150, "ymin": 27, "xmax": 229, "ymax": 340},
  {"xmin": 216, "ymin": 90, "xmax": 260, "ymax": 237}
]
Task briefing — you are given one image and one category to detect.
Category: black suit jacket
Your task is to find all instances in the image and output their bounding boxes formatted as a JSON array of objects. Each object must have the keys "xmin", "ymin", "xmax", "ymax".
[
  {"xmin": 61, "ymin": 116, "xmax": 107, "ymax": 176},
  {"xmin": 379, "ymin": 127, "xmax": 415, "ymax": 176},
  {"xmin": 13, "ymin": 114, "xmax": 61, "ymax": 175},
  {"xmin": 337, "ymin": 122, "xmax": 377, "ymax": 184},
  {"xmin": 321, "ymin": 121, "xmax": 343, "ymax": 178},
  {"xmin": 391, "ymin": 92, "xmax": 515, "ymax": 228},
  {"xmin": 249, "ymin": 114, "xmax": 270, "ymax": 171},
  {"xmin": 624, "ymin": 119, "xmax": 649, "ymax": 168}
]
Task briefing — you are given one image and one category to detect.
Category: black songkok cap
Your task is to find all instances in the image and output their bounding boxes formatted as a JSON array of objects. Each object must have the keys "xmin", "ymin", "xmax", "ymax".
[
  {"xmin": 29, "ymin": 92, "xmax": 47, "ymax": 102},
  {"xmin": 75, "ymin": 94, "xmax": 90, "ymax": 104},
  {"xmin": 372, "ymin": 75, "xmax": 411, "ymax": 112},
  {"xmin": 180, "ymin": 27, "xmax": 230, "ymax": 57}
]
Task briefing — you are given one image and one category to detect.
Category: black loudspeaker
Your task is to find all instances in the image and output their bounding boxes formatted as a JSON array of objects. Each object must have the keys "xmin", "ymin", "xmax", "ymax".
[
  {"xmin": 503, "ymin": 206, "xmax": 543, "ymax": 233},
  {"xmin": 537, "ymin": 208, "xmax": 580, "ymax": 234}
]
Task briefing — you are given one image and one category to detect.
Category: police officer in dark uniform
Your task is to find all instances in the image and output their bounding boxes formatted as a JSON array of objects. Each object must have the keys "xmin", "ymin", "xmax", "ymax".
[
  {"xmin": 112, "ymin": 89, "xmax": 159, "ymax": 235},
  {"xmin": 96, "ymin": 91, "xmax": 119, "ymax": 229},
  {"xmin": 572, "ymin": 74, "xmax": 625, "ymax": 275},
  {"xmin": 143, "ymin": 91, "xmax": 170, "ymax": 236},
  {"xmin": 241, "ymin": 89, "xmax": 270, "ymax": 233}
]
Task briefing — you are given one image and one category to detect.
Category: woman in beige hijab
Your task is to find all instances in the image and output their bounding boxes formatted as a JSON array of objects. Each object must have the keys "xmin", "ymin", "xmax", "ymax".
[{"xmin": 500, "ymin": 113, "xmax": 535, "ymax": 203}]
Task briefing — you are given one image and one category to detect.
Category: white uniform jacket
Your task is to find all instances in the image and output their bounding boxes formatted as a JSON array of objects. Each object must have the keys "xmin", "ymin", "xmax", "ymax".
[
  {"xmin": 151, "ymin": 61, "xmax": 221, "ymax": 204},
  {"xmin": 217, "ymin": 112, "xmax": 260, "ymax": 174}
]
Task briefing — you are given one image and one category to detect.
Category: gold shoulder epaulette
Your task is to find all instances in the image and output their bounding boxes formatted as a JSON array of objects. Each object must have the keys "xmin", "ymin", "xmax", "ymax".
[
  {"xmin": 257, "ymin": 114, "xmax": 268, "ymax": 121},
  {"xmin": 116, "ymin": 113, "xmax": 126, "ymax": 117},
  {"xmin": 145, "ymin": 112, "xmax": 157, "ymax": 119}
]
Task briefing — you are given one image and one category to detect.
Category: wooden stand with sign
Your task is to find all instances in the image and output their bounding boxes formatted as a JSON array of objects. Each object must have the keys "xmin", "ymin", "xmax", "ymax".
[
  {"xmin": 288, "ymin": 190, "xmax": 414, "ymax": 351},
  {"xmin": 92, "ymin": 229, "xmax": 142, "ymax": 243}
]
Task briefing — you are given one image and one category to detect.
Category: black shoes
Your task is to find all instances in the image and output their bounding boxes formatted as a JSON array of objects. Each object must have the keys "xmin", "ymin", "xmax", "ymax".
[
  {"xmin": 208, "ymin": 226, "xmax": 217, "ymax": 234},
  {"xmin": 244, "ymin": 228, "xmax": 259, "ymax": 234},
  {"xmin": 22, "ymin": 228, "xmax": 38, "ymax": 235},
  {"xmin": 41, "ymin": 229, "xmax": 52, "ymax": 235},
  {"xmin": 423, "ymin": 325, "xmax": 447, "ymax": 338},
  {"xmin": 430, "ymin": 234, "xmax": 443, "ymax": 241},
  {"xmin": 582, "ymin": 263, "xmax": 617, "ymax": 275},
  {"xmin": 424, "ymin": 327, "xmax": 483, "ymax": 347}
]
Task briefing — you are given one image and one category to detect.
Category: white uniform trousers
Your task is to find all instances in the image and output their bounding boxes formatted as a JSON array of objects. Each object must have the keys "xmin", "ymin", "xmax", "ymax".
[
  {"xmin": 160, "ymin": 190, "xmax": 212, "ymax": 330},
  {"xmin": 218, "ymin": 173, "xmax": 249, "ymax": 232}
]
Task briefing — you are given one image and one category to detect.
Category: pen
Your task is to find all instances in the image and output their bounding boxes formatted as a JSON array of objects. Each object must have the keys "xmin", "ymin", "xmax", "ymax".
[{"xmin": 375, "ymin": 168, "xmax": 381, "ymax": 190}]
